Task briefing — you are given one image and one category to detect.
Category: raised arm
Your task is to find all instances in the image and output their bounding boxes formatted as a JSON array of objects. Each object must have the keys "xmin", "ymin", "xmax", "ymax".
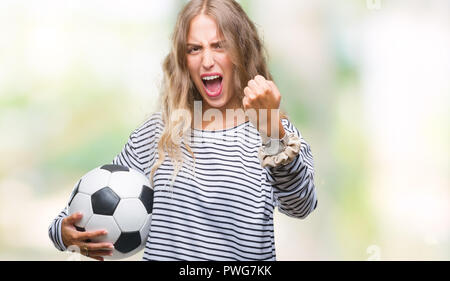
[{"xmin": 263, "ymin": 119, "xmax": 318, "ymax": 219}]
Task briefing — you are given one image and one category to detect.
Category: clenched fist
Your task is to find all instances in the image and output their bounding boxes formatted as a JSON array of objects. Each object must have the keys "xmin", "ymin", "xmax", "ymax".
[{"xmin": 243, "ymin": 75, "xmax": 285, "ymax": 139}]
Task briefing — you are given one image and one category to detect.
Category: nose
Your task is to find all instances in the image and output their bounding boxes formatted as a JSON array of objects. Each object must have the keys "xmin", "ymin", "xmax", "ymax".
[{"xmin": 202, "ymin": 49, "xmax": 214, "ymax": 69}]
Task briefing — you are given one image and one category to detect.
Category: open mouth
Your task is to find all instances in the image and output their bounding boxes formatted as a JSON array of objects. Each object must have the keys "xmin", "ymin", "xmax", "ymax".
[{"xmin": 201, "ymin": 74, "xmax": 223, "ymax": 97}]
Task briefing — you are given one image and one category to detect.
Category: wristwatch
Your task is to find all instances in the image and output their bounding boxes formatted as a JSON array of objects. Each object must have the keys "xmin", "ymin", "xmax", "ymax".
[{"xmin": 260, "ymin": 132, "xmax": 290, "ymax": 156}]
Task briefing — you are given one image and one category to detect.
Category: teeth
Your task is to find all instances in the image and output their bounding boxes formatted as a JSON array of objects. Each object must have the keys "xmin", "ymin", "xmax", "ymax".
[{"xmin": 202, "ymin": 75, "xmax": 220, "ymax": 81}]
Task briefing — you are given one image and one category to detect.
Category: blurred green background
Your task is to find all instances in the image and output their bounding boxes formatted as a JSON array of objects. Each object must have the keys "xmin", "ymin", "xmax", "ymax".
[{"xmin": 0, "ymin": 0, "xmax": 448, "ymax": 260}]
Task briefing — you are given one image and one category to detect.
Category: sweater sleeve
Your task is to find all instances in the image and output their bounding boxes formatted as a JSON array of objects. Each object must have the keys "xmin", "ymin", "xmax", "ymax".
[
  {"xmin": 48, "ymin": 178, "xmax": 85, "ymax": 252},
  {"xmin": 112, "ymin": 129, "xmax": 145, "ymax": 172},
  {"xmin": 48, "ymin": 206, "xmax": 69, "ymax": 251},
  {"xmin": 264, "ymin": 119, "xmax": 318, "ymax": 219},
  {"xmin": 111, "ymin": 113, "xmax": 160, "ymax": 172}
]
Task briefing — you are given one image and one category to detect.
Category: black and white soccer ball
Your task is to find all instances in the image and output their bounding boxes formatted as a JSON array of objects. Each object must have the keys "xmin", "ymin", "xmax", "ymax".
[{"xmin": 67, "ymin": 164, "xmax": 153, "ymax": 260}]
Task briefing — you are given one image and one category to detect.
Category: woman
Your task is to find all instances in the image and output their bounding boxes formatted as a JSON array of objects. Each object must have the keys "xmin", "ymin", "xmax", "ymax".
[{"xmin": 49, "ymin": 0, "xmax": 317, "ymax": 261}]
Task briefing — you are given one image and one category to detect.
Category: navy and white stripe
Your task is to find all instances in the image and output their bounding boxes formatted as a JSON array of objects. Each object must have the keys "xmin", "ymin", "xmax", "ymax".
[
  {"xmin": 48, "ymin": 112, "xmax": 317, "ymax": 260},
  {"xmin": 48, "ymin": 207, "xmax": 69, "ymax": 252}
]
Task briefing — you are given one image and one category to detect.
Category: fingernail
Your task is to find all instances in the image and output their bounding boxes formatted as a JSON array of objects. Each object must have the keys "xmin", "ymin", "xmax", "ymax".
[{"xmin": 109, "ymin": 244, "xmax": 114, "ymax": 249}]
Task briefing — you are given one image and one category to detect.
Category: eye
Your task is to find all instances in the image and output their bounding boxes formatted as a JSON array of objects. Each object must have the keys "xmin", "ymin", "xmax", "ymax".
[
  {"xmin": 187, "ymin": 46, "xmax": 201, "ymax": 54},
  {"xmin": 214, "ymin": 42, "xmax": 224, "ymax": 50}
]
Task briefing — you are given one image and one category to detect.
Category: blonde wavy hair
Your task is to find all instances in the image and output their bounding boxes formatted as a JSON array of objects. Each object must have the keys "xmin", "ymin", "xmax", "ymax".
[{"xmin": 150, "ymin": 0, "xmax": 287, "ymax": 188}]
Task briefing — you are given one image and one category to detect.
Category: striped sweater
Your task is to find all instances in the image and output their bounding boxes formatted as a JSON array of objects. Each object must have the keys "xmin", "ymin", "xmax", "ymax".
[{"xmin": 48, "ymin": 112, "xmax": 317, "ymax": 261}]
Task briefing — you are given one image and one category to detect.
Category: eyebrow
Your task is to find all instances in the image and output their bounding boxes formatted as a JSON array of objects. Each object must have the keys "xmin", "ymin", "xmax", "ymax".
[{"xmin": 186, "ymin": 40, "xmax": 226, "ymax": 47}]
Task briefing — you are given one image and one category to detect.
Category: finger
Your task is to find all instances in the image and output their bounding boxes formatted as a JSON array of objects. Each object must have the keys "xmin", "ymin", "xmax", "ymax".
[
  {"xmin": 254, "ymin": 75, "xmax": 266, "ymax": 82},
  {"xmin": 267, "ymin": 80, "xmax": 279, "ymax": 94},
  {"xmin": 242, "ymin": 96, "xmax": 249, "ymax": 110},
  {"xmin": 254, "ymin": 75, "xmax": 269, "ymax": 91},
  {"xmin": 87, "ymin": 250, "xmax": 114, "ymax": 257},
  {"xmin": 243, "ymin": 86, "xmax": 253, "ymax": 99},
  {"xmin": 247, "ymin": 79, "xmax": 261, "ymax": 95},
  {"xmin": 64, "ymin": 212, "xmax": 83, "ymax": 225},
  {"xmin": 81, "ymin": 241, "xmax": 114, "ymax": 251},
  {"xmin": 79, "ymin": 229, "xmax": 108, "ymax": 240}
]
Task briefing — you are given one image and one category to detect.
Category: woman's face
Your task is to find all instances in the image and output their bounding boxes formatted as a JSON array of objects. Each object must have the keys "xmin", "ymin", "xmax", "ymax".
[{"xmin": 186, "ymin": 14, "xmax": 238, "ymax": 113}]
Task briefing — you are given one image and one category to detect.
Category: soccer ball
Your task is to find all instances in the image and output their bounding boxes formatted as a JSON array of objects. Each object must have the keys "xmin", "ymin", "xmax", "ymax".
[{"xmin": 67, "ymin": 164, "xmax": 153, "ymax": 260}]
